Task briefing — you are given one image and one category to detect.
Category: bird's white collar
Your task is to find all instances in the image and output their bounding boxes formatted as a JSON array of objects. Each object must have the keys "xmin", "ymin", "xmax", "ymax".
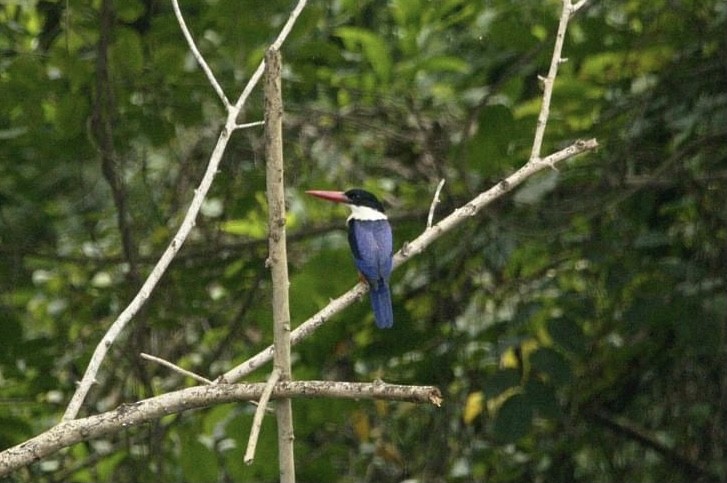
[{"xmin": 347, "ymin": 204, "xmax": 388, "ymax": 221}]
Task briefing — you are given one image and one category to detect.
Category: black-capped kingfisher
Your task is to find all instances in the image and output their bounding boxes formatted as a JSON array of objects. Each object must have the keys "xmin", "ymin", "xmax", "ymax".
[{"xmin": 306, "ymin": 189, "xmax": 394, "ymax": 329}]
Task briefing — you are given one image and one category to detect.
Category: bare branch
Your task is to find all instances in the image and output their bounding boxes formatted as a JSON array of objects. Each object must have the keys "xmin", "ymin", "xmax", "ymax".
[
  {"xmin": 62, "ymin": 0, "xmax": 310, "ymax": 421},
  {"xmin": 1, "ymin": 381, "xmax": 441, "ymax": 477},
  {"xmin": 220, "ymin": 282, "xmax": 368, "ymax": 382},
  {"xmin": 529, "ymin": 0, "xmax": 581, "ymax": 162},
  {"xmin": 264, "ymin": 47, "xmax": 296, "ymax": 481},
  {"xmin": 400, "ymin": 139, "xmax": 598, "ymax": 264},
  {"xmin": 427, "ymin": 179, "xmax": 446, "ymax": 229},
  {"xmin": 140, "ymin": 352, "xmax": 213, "ymax": 385},
  {"xmin": 235, "ymin": 120, "xmax": 265, "ymax": 130},
  {"xmin": 171, "ymin": 0, "xmax": 230, "ymax": 108},
  {"xmin": 244, "ymin": 368, "xmax": 280, "ymax": 464},
  {"xmin": 231, "ymin": 0, "xmax": 308, "ymax": 117},
  {"xmin": 270, "ymin": 0, "xmax": 308, "ymax": 51},
  {"xmin": 62, "ymin": 120, "xmax": 234, "ymax": 421},
  {"xmin": 571, "ymin": 0, "xmax": 591, "ymax": 14},
  {"xmin": 219, "ymin": 0, "xmax": 598, "ymax": 390}
]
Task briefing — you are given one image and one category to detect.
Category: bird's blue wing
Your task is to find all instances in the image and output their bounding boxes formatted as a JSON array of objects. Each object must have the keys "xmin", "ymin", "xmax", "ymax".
[
  {"xmin": 347, "ymin": 219, "xmax": 393, "ymax": 287},
  {"xmin": 348, "ymin": 219, "xmax": 394, "ymax": 328}
]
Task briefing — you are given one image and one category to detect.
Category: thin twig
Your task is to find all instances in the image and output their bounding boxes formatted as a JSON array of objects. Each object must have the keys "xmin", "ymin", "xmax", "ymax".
[
  {"xmin": 171, "ymin": 0, "xmax": 230, "ymax": 108},
  {"xmin": 427, "ymin": 179, "xmax": 446, "ymax": 229},
  {"xmin": 270, "ymin": 0, "xmax": 308, "ymax": 51},
  {"xmin": 140, "ymin": 353, "xmax": 213, "ymax": 385},
  {"xmin": 529, "ymin": 0, "xmax": 585, "ymax": 163},
  {"xmin": 244, "ymin": 368, "xmax": 280, "ymax": 464},
  {"xmin": 235, "ymin": 120, "xmax": 265, "ymax": 130}
]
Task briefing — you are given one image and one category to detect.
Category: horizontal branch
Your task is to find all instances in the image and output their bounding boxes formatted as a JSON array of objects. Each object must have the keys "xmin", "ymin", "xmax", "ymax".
[{"xmin": 0, "ymin": 381, "xmax": 441, "ymax": 477}]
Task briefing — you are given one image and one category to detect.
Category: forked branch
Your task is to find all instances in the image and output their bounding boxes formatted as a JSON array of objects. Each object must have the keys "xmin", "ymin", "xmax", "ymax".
[{"xmin": 62, "ymin": 0, "xmax": 310, "ymax": 422}]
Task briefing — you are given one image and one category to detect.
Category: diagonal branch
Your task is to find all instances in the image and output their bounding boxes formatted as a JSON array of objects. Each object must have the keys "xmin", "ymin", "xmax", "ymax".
[
  {"xmin": 588, "ymin": 409, "xmax": 712, "ymax": 479},
  {"xmin": 140, "ymin": 352, "xmax": 213, "ymax": 385},
  {"xmin": 62, "ymin": 0, "xmax": 310, "ymax": 422},
  {"xmin": 231, "ymin": 0, "xmax": 308, "ymax": 118},
  {"xmin": 221, "ymin": 139, "xmax": 598, "ymax": 383},
  {"xmin": 171, "ymin": 0, "xmax": 230, "ymax": 108},
  {"xmin": 427, "ymin": 179, "xmax": 446, "ymax": 229}
]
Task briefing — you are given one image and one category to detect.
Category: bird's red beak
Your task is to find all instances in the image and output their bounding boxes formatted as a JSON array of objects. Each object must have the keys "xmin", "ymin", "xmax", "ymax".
[{"xmin": 305, "ymin": 190, "xmax": 350, "ymax": 204}]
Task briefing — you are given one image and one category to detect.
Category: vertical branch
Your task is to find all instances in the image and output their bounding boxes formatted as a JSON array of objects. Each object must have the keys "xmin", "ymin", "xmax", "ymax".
[
  {"xmin": 529, "ymin": 0, "xmax": 588, "ymax": 162},
  {"xmin": 264, "ymin": 48, "xmax": 295, "ymax": 483}
]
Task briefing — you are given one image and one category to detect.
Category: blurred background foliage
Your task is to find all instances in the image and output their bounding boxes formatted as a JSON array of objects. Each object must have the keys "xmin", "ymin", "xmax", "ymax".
[{"xmin": 1, "ymin": 0, "xmax": 725, "ymax": 481}]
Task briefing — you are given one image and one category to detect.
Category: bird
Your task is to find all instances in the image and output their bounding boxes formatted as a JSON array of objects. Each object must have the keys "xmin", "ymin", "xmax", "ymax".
[{"xmin": 306, "ymin": 188, "xmax": 394, "ymax": 328}]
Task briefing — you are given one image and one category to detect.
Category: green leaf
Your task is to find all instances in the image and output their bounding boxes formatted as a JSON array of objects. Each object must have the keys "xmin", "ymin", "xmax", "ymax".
[
  {"xmin": 390, "ymin": 0, "xmax": 422, "ymax": 27},
  {"xmin": 466, "ymin": 104, "xmax": 516, "ymax": 175},
  {"xmin": 524, "ymin": 379, "xmax": 559, "ymax": 419},
  {"xmin": 179, "ymin": 437, "xmax": 218, "ymax": 483},
  {"xmin": 54, "ymin": 95, "xmax": 89, "ymax": 140},
  {"xmin": 96, "ymin": 451, "xmax": 126, "ymax": 482},
  {"xmin": 335, "ymin": 27, "xmax": 392, "ymax": 82},
  {"xmin": 224, "ymin": 413, "xmax": 278, "ymax": 481},
  {"xmin": 415, "ymin": 55, "xmax": 471, "ymax": 74},
  {"xmin": 484, "ymin": 368, "xmax": 521, "ymax": 399},
  {"xmin": 547, "ymin": 318, "xmax": 586, "ymax": 356},
  {"xmin": 530, "ymin": 347, "xmax": 571, "ymax": 385},
  {"xmin": 110, "ymin": 28, "xmax": 144, "ymax": 76},
  {"xmin": 0, "ymin": 416, "xmax": 32, "ymax": 449},
  {"xmin": 117, "ymin": 0, "xmax": 145, "ymax": 22},
  {"xmin": 492, "ymin": 393, "xmax": 533, "ymax": 443}
]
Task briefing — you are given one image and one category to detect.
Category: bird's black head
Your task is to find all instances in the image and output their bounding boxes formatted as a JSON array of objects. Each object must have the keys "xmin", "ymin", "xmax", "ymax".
[{"xmin": 344, "ymin": 189, "xmax": 385, "ymax": 213}]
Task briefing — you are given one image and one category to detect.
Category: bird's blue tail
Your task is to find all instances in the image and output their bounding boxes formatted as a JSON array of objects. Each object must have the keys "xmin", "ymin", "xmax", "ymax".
[{"xmin": 370, "ymin": 282, "xmax": 394, "ymax": 329}]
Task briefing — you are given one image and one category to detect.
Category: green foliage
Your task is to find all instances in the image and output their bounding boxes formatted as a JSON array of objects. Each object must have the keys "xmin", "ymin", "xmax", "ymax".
[{"xmin": 1, "ymin": 0, "xmax": 726, "ymax": 482}]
